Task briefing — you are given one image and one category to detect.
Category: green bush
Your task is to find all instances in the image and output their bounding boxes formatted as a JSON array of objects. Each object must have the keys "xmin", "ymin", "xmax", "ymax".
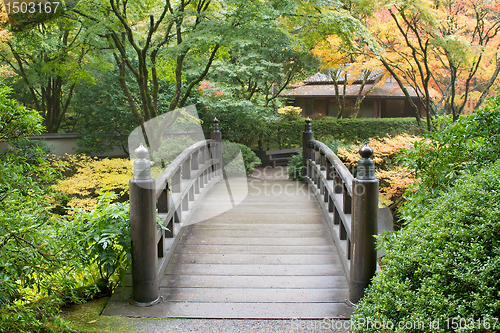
[
  {"xmin": 222, "ymin": 141, "xmax": 261, "ymax": 174},
  {"xmin": 261, "ymin": 117, "xmax": 421, "ymax": 150},
  {"xmin": 351, "ymin": 161, "xmax": 500, "ymax": 333},
  {"xmin": 71, "ymin": 192, "xmax": 131, "ymax": 292},
  {"xmin": 287, "ymin": 152, "xmax": 303, "ymax": 180},
  {"xmin": 399, "ymin": 97, "xmax": 500, "ymax": 221}
]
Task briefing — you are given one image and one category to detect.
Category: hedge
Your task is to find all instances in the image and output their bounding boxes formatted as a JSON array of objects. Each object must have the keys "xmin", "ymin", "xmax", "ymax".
[
  {"xmin": 260, "ymin": 117, "xmax": 422, "ymax": 149},
  {"xmin": 350, "ymin": 160, "xmax": 500, "ymax": 332}
]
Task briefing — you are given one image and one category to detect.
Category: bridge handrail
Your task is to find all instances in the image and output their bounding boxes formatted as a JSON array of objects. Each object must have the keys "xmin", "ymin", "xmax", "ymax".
[
  {"xmin": 128, "ymin": 118, "xmax": 223, "ymax": 307},
  {"xmin": 302, "ymin": 118, "xmax": 379, "ymax": 305},
  {"xmin": 307, "ymin": 139, "xmax": 353, "ymax": 195},
  {"xmin": 155, "ymin": 139, "xmax": 217, "ymax": 199}
]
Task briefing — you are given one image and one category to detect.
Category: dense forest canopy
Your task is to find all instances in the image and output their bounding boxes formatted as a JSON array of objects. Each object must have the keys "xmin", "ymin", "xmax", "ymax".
[{"xmin": 0, "ymin": 0, "xmax": 498, "ymax": 134}]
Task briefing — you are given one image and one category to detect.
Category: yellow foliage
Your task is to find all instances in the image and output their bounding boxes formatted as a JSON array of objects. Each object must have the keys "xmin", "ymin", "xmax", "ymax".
[
  {"xmin": 336, "ymin": 135, "xmax": 421, "ymax": 208},
  {"xmin": 52, "ymin": 155, "xmax": 133, "ymax": 211},
  {"xmin": 277, "ymin": 106, "xmax": 302, "ymax": 120},
  {"xmin": 336, "ymin": 134, "xmax": 420, "ymax": 167}
]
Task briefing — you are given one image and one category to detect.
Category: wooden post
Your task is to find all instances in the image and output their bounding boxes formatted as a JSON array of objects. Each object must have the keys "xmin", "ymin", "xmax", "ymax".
[
  {"xmin": 211, "ymin": 117, "xmax": 222, "ymax": 176},
  {"xmin": 302, "ymin": 118, "xmax": 313, "ymax": 177},
  {"xmin": 349, "ymin": 144, "xmax": 379, "ymax": 304},
  {"xmin": 129, "ymin": 144, "xmax": 160, "ymax": 306}
]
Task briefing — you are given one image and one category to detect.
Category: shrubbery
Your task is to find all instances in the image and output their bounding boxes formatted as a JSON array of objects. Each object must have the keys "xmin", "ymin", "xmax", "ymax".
[
  {"xmin": 222, "ymin": 141, "xmax": 261, "ymax": 174},
  {"xmin": 352, "ymin": 97, "xmax": 500, "ymax": 332},
  {"xmin": 52, "ymin": 155, "xmax": 132, "ymax": 211},
  {"xmin": 351, "ymin": 161, "xmax": 500, "ymax": 333},
  {"xmin": 287, "ymin": 152, "xmax": 303, "ymax": 180},
  {"xmin": 335, "ymin": 134, "xmax": 420, "ymax": 218},
  {"xmin": 262, "ymin": 117, "xmax": 421, "ymax": 150},
  {"xmin": 399, "ymin": 97, "xmax": 500, "ymax": 221}
]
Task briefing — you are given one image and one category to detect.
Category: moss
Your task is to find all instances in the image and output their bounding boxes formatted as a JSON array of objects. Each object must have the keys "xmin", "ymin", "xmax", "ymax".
[{"xmin": 60, "ymin": 297, "xmax": 135, "ymax": 333}]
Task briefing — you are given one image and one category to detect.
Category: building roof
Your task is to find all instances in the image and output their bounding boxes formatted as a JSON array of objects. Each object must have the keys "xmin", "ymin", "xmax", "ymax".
[
  {"xmin": 303, "ymin": 66, "xmax": 384, "ymax": 84},
  {"xmin": 280, "ymin": 80, "xmax": 419, "ymax": 99}
]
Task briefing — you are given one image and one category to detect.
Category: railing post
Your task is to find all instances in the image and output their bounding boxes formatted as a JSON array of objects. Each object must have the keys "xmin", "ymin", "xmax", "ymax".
[
  {"xmin": 129, "ymin": 144, "xmax": 160, "ymax": 306},
  {"xmin": 349, "ymin": 144, "xmax": 379, "ymax": 304},
  {"xmin": 302, "ymin": 118, "xmax": 313, "ymax": 177},
  {"xmin": 211, "ymin": 117, "xmax": 222, "ymax": 176}
]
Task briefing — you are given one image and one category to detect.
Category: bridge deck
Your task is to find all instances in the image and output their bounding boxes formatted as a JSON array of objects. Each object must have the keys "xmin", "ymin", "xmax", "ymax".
[{"xmin": 103, "ymin": 179, "xmax": 353, "ymax": 319}]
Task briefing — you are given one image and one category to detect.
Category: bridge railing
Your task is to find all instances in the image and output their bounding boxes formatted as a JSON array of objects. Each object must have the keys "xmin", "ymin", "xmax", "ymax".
[
  {"xmin": 302, "ymin": 118, "xmax": 379, "ymax": 304},
  {"xmin": 129, "ymin": 118, "xmax": 223, "ymax": 306}
]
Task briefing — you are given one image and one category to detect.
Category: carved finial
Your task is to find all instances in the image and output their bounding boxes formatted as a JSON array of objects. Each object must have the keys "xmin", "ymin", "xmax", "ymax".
[
  {"xmin": 213, "ymin": 117, "xmax": 220, "ymax": 132},
  {"xmin": 305, "ymin": 117, "xmax": 312, "ymax": 132},
  {"xmin": 359, "ymin": 144, "xmax": 373, "ymax": 159},
  {"xmin": 133, "ymin": 143, "xmax": 151, "ymax": 180},
  {"xmin": 357, "ymin": 144, "xmax": 375, "ymax": 180},
  {"xmin": 134, "ymin": 143, "xmax": 149, "ymax": 159}
]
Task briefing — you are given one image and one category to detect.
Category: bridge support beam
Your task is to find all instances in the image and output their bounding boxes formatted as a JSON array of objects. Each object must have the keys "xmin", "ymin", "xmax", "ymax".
[
  {"xmin": 349, "ymin": 145, "xmax": 378, "ymax": 304},
  {"xmin": 129, "ymin": 144, "xmax": 160, "ymax": 306}
]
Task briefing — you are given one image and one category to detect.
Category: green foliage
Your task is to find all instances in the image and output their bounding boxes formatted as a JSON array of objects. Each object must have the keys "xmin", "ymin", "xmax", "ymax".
[
  {"xmin": 71, "ymin": 192, "xmax": 131, "ymax": 291},
  {"xmin": 222, "ymin": 141, "xmax": 261, "ymax": 175},
  {"xmin": 199, "ymin": 98, "xmax": 272, "ymax": 146},
  {"xmin": 287, "ymin": 151, "xmax": 303, "ymax": 180},
  {"xmin": 351, "ymin": 160, "xmax": 500, "ymax": 333},
  {"xmin": 0, "ymin": 86, "xmax": 44, "ymax": 140},
  {"xmin": 399, "ymin": 97, "xmax": 500, "ymax": 221},
  {"xmin": 1, "ymin": 14, "xmax": 103, "ymax": 133},
  {"xmin": 0, "ymin": 298, "xmax": 74, "ymax": 333},
  {"xmin": 401, "ymin": 99, "xmax": 500, "ymax": 192},
  {"xmin": 262, "ymin": 117, "xmax": 422, "ymax": 150}
]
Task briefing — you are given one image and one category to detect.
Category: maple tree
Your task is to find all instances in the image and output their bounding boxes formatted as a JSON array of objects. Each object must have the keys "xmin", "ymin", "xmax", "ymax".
[
  {"xmin": 312, "ymin": 0, "xmax": 500, "ymax": 129},
  {"xmin": 0, "ymin": 4, "xmax": 98, "ymax": 133},
  {"xmin": 368, "ymin": 0, "xmax": 500, "ymax": 129},
  {"xmin": 313, "ymin": 35, "xmax": 389, "ymax": 118}
]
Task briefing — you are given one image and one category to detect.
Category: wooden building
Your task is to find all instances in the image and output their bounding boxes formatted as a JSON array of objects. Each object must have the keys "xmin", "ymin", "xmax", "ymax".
[{"xmin": 280, "ymin": 70, "xmax": 426, "ymax": 119}]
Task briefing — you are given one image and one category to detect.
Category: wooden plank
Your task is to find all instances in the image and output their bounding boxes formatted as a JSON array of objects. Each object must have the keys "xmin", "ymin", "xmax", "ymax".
[
  {"xmin": 108, "ymin": 286, "xmax": 348, "ymax": 303},
  {"xmin": 102, "ymin": 300, "xmax": 353, "ymax": 319},
  {"xmin": 183, "ymin": 229, "xmax": 327, "ymax": 238},
  {"xmin": 168, "ymin": 253, "xmax": 341, "ymax": 265},
  {"xmin": 188, "ymin": 223, "xmax": 326, "ymax": 231},
  {"xmin": 178, "ymin": 236, "xmax": 334, "ymax": 246},
  {"xmin": 172, "ymin": 244, "xmax": 336, "ymax": 254},
  {"xmin": 192, "ymin": 214, "xmax": 326, "ymax": 224},
  {"xmin": 160, "ymin": 275, "xmax": 348, "ymax": 289},
  {"xmin": 160, "ymin": 287, "xmax": 348, "ymax": 303},
  {"xmin": 164, "ymin": 263, "xmax": 345, "ymax": 276}
]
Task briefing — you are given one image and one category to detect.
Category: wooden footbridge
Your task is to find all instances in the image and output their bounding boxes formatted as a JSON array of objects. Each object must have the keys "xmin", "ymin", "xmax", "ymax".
[{"xmin": 103, "ymin": 119, "xmax": 383, "ymax": 319}]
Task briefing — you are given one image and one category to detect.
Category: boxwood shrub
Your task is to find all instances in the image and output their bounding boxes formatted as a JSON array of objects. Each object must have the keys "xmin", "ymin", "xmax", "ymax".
[
  {"xmin": 351, "ymin": 161, "xmax": 500, "ymax": 333},
  {"xmin": 262, "ymin": 117, "xmax": 421, "ymax": 150}
]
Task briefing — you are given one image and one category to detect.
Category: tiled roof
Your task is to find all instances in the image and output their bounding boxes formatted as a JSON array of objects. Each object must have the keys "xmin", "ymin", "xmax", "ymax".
[
  {"xmin": 303, "ymin": 64, "xmax": 384, "ymax": 84},
  {"xmin": 280, "ymin": 81, "xmax": 419, "ymax": 98}
]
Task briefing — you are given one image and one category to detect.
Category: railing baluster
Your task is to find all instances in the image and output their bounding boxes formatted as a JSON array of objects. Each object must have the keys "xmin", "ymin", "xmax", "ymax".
[
  {"xmin": 172, "ymin": 169, "xmax": 181, "ymax": 193},
  {"xmin": 326, "ymin": 159, "xmax": 333, "ymax": 181},
  {"xmin": 334, "ymin": 170, "xmax": 342, "ymax": 194},
  {"xmin": 302, "ymin": 121, "xmax": 379, "ymax": 305},
  {"xmin": 334, "ymin": 207, "xmax": 340, "ymax": 225},
  {"xmin": 192, "ymin": 150, "xmax": 199, "ymax": 170},
  {"xmin": 182, "ymin": 156, "xmax": 191, "ymax": 180},
  {"xmin": 343, "ymin": 183, "xmax": 352, "ymax": 214}
]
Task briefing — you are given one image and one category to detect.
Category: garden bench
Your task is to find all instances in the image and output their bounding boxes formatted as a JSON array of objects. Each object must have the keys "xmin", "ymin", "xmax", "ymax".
[{"xmin": 265, "ymin": 148, "xmax": 300, "ymax": 168}]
